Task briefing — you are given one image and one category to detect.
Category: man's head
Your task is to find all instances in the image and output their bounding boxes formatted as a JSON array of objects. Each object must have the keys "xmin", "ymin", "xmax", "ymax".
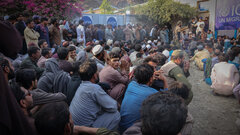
[
  {"xmin": 108, "ymin": 52, "xmax": 120, "ymax": 70},
  {"xmin": 171, "ymin": 50, "xmax": 184, "ymax": 67},
  {"xmin": 10, "ymin": 82, "xmax": 33, "ymax": 111},
  {"xmin": 41, "ymin": 17, "xmax": 48, "ymax": 26},
  {"xmin": 214, "ymin": 48, "xmax": 221, "ymax": 57},
  {"xmin": 41, "ymin": 48, "xmax": 52, "ymax": 59},
  {"xmin": 197, "ymin": 45, "xmax": 204, "ymax": 51},
  {"xmin": 51, "ymin": 18, "xmax": 58, "ymax": 26},
  {"xmin": 141, "ymin": 92, "xmax": 187, "ymax": 135},
  {"xmin": 28, "ymin": 46, "xmax": 41, "ymax": 61},
  {"xmin": 79, "ymin": 60, "xmax": 98, "ymax": 83},
  {"xmin": 169, "ymin": 82, "xmax": 189, "ymax": 104},
  {"xmin": 134, "ymin": 64, "xmax": 154, "ymax": 85},
  {"xmin": 92, "ymin": 45, "xmax": 104, "ymax": 61},
  {"xmin": 79, "ymin": 19, "xmax": 84, "ymax": 25},
  {"xmin": 38, "ymin": 39, "xmax": 48, "ymax": 49},
  {"xmin": 16, "ymin": 69, "xmax": 37, "ymax": 90},
  {"xmin": 218, "ymin": 53, "xmax": 229, "ymax": 62},
  {"xmin": 57, "ymin": 47, "xmax": 69, "ymax": 60},
  {"xmin": 0, "ymin": 56, "xmax": 15, "ymax": 80},
  {"xmin": 26, "ymin": 19, "xmax": 34, "ymax": 29},
  {"xmin": 67, "ymin": 46, "xmax": 77, "ymax": 60},
  {"xmin": 143, "ymin": 56, "xmax": 158, "ymax": 70},
  {"xmin": 34, "ymin": 102, "xmax": 73, "ymax": 135},
  {"xmin": 135, "ymin": 44, "xmax": 142, "ymax": 52}
]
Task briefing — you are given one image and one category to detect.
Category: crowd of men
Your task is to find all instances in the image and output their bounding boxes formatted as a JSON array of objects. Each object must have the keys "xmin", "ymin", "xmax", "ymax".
[{"xmin": 1, "ymin": 12, "xmax": 240, "ymax": 135}]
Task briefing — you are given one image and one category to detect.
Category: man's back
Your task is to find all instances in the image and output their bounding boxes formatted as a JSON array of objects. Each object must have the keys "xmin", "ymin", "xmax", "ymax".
[
  {"xmin": 120, "ymin": 81, "xmax": 158, "ymax": 133},
  {"xmin": 70, "ymin": 81, "xmax": 118, "ymax": 126},
  {"xmin": 211, "ymin": 62, "xmax": 239, "ymax": 95}
]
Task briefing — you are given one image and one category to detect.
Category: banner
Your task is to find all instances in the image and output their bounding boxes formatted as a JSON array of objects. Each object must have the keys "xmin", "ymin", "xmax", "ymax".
[
  {"xmin": 107, "ymin": 16, "xmax": 117, "ymax": 28},
  {"xmin": 215, "ymin": 0, "xmax": 240, "ymax": 30},
  {"xmin": 82, "ymin": 15, "xmax": 93, "ymax": 25}
]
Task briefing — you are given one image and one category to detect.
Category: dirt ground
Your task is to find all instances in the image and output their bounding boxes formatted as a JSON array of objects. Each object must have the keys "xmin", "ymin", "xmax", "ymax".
[{"xmin": 188, "ymin": 64, "xmax": 240, "ymax": 135}]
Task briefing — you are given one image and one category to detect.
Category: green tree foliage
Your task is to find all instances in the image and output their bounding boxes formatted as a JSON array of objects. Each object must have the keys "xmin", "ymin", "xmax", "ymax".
[
  {"xmin": 135, "ymin": 0, "xmax": 197, "ymax": 25},
  {"xmin": 99, "ymin": 0, "xmax": 114, "ymax": 14}
]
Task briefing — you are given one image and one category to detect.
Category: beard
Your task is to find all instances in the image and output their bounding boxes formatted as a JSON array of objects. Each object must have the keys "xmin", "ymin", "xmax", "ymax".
[{"xmin": 8, "ymin": 68, "xmax": 15, "ymax": 80}]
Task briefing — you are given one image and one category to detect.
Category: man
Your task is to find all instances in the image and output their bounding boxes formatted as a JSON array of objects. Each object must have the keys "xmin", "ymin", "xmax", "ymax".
[
  {"xmin": 35, "ymin": 102, "xmax": 119, "ymax": 135},
  {"xmin": 0, "ymin": 56, "xmax": 15, "ymax": 81},
  {"xmin": 143, "ymin": 57, "xmax": 168, "ymax": 91},
  {"xmin": 123, "ymin": 92, "xmax": 188, "ymax": 135},
  {"xmin": 14, "ymin": 69, "xmax": 66, "ymax": 107},
  {"xmin": 35, "ymin": 17, "xmax": 50, "ymax": 46},
  {"xmin": 174, "ymin": 21, "xmax": 182, "ymax": 42},
  {"xmin": 161, "ymin": 50, "xmax": 193, "ymax": 105},
  {"xmin": 67, "ymin": 45, "xmax": 77, "ymax": 63},
  {"xmin": 70, "ymin": 60, "xmax": 120, "ymax": 130},
  {"xmin": 120, "ymin": 64, "xmax": 158, "ymax": 133},
  {"xmin": 15, "ymin": 13, "xmax": 27, "ymax": 54},
  {"xmin": 114, "ymin": 25, "xmax": 125, "ymax": 41},
  {"xmin": 37, "ymin": 48, "xmax": 52, "ymax": 68},
  {"xmin": 211, "ymin": 54, "xmax": 239, "ymax": 96},
  {"xmin": 76, "ymin": 19, "xmax": 85, "ymax": 47},
  {"xmin": 38, "ymin": 39, "xmax": 48, "ymax": 49},
  {"xmin": 190, "ymin": 45, "xmax": 210, "ymax": 70},
  {"xmin": 105, "ymin": 24, "xmax": 114, "ymax": 41},
  {"xmin": 58, "ymin": 47, "xmax": 73, "ymax": 73},
  {"xmin": 99, "ymin": 52, "xmax": 129, "ymax": 104},
  {"xmin": 96, "ymin": 24, "xmax": 104, "ymax": 41},
  {"xmin": 49, "ymin": 18, "xmax": 61, "ymax": 47},
  {"xmin": 85, "ymin": 24, "xmax": 93, "ymax": 42},
  {"xmin": 10, "ymin": 81, "xmax": 34, "ymax": 119},
  {"xmin": 129, "ymin": 44, "xmax": 142, "ymax": 62},
  {"xmin": 135, "ymin": 24, "xmax": 141, "ymax": 42},
  {"xmin": 196, "ymin": 18, "xmax": 205, "ymax": 36},
  {"xmin": 189, "ymin": 17, "xmax": 197, "ymax": 35},
  {"xmin": 24, "ymin": 19, "xmax": 40, "ymax": 48},
  {"xmin": 92, "ymin": 45, "xmax": 106, "ymax": 72},
  {"xmin": 20, "ymin": 46, "xmax": 44, "ymax": 79},
  {"xmin": 123, "ymin": 24, "xmax": 134, "ymax": 43}
]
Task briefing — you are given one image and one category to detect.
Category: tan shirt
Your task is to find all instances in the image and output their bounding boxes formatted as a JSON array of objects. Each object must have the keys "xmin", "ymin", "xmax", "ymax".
[{"xmin": 24, "ymin": 27, "xmax": 40, "ymax": 48}]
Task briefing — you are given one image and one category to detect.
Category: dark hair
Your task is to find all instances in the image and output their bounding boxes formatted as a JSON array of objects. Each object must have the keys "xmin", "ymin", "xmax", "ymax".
[
  {"xmin": 0, "ymin": 56, "xmax": 10, "ymax": 69},
  {"xmin": 109, "ymin": 52, "xmax": 120, "ymax": 59},
  {"xmin": 41, "ymin": 48, "xmax": 51, "ymax": 57},
  {"xmin": 136, "ymin": 53, "xmax": 143, "ymax": 58},
  {"xmin": 51, "ymin": 18, "xmax": 57, "ymax": 24},
  {"xmin": 16, "ymin": 69, "xmax": 36, "ymax": 89},
  {"xmin": 169, "ymin": 82, "xmax": 189, "ymax": 101},
  {"xmin": 79, "ymin": 19, "xmax": 84, "ymax": 24},
  {"xmin": 141, "ymin": 92, "xmax": 187, "ymax": 135},
  {"xmin": 153, "ymin": 54, "xmax": 167, "ymax": 66},
  {"xmin": 99, "ymin": 41, "xmax": 105, "ymax": 46},
  {"xmin": 104, "ymin": 45, "xmax": 110, "ymax": 50},
  {"xmin": 28, "ymin": 46, "xmax": 40, "ymax": 57},
  {"xmin": 135, "ymin": 44, "xmax": 142, "ymax": 52},
  {"xmin": 143, "ymin": 56, "xmax": 158, "ymax": 64},
  {"xmin": 34, "ymin": 102, "xmax": 70, "ymax": 135},
  {"xmin": 157, "ymin": 46, "xmax": 164, "ymax": 53},
  {"xmin": 10, "ymin": 81, "xmax": 25, "ymax": 104},
  {"xmin": 85, "ymin": 46, "xmax": 92, "ymax": 52},
  {"xmin": 218, "ymin": 53, "xmax": 229, "ymax": 62},
  {"xmin": 26, "ymin": 19, "xmax": 33, "ymax": 25},
  {"xmin": 38, "ymin": 39, "xmax": 47, "ymax": 48},
  {"xmin": 72, "ymin": 61, "xmax": 82, "ymax": 75},
  {"xmin": 67, "ymin": 46, "xmax": 76, "ymax": 52},
  {"xmin": 134, "ymin": 64, "xmax": 154, "ymax": 84},
  {"xmin": 57, "ymin": 47, "xmax": 69, "ymax": 60},
  {"xmin": 41, "ymin": 17, "xmax": 48, "ymax": 22},
  {"xmin": 79, "ymin": 60, "xmax": 97, "ymax": 81}
]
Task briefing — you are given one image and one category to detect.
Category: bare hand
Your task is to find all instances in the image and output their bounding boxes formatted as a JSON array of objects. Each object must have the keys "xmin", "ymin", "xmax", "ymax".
[{"xmin": 154, "ymin": 70, "xmax": 166, "ymax": 81}]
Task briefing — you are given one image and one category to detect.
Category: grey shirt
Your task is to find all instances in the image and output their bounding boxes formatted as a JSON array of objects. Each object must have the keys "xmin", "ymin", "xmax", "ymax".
[{"xmin": 69, "ymin": 81, "xmax": 118, "ymax": 126}]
